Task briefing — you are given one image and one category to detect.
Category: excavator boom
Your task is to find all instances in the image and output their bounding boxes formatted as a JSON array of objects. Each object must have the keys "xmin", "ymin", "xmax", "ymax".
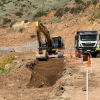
[{"xmin": 36, "ymin": 21, "xmax": 51, "ymax": 47}]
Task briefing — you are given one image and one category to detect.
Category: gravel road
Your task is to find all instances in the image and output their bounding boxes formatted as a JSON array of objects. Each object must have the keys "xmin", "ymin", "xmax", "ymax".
[
  {"xmin": 0, "ymin": 41, "xmax": 74, "ymax": 54},
  {"xmin": 0, "ymin": 41, "xmax": 39, "ymax": 54}
]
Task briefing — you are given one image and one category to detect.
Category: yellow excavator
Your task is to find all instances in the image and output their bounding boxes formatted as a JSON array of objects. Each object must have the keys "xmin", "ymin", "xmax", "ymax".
[{"xmin": 36, "ymin": 21, "xmax": 64, "ymax": 60}]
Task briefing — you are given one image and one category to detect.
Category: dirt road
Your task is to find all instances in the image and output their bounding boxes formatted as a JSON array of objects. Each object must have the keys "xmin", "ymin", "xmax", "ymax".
[{"xmin": 48, "ymin": 58, "xmax": 100, "ymax": 100}]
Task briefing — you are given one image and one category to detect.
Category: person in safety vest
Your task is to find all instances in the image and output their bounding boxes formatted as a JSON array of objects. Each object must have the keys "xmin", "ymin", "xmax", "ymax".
[
  {"xmin": 96, "ymin": 43, "xmax": 100, "ymax": 57},
  {"xmin": 96, "ymin": 44, "xmax": 100, "ymax": 50}
]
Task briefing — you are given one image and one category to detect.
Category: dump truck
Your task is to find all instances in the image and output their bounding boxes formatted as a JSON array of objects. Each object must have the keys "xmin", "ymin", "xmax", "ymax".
[
  {"xmin": 75, "ymin": 30, "xmax": 100, "ymax": 57},
  {"xmin": 36, "ymin": 21, "xmax": 64, "ymax": 60}
]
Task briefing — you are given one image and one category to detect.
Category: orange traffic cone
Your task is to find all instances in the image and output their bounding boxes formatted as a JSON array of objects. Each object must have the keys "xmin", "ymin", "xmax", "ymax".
[{"xmin": 87, "ymin": 56, "xmax": 91, "ymax": 67}]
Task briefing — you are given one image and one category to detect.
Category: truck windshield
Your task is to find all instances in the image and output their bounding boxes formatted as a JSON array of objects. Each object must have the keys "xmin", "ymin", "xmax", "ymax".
[{"xmin": 80, "ymin": 35, "xmax": 97, "ymax": 41}]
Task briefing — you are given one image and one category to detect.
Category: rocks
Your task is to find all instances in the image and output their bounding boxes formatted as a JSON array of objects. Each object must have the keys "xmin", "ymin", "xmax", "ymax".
[
  {"xmin": 0, "ymin": 41, "xmax": 74, "ymax": 54},
  {"xmin": 0, "ymin": 41, "xmax": 39, "ymax": 54},
  {"xmin": 26, "ymin": 60, "xmax": 38, "ymax": 70},
  {"xmin": 82, "ymin": 87, "xmax": 86, "ymax": 91},
  {"xmin": 4, "ymin": 64, "xmax": 11, "ymax": 70},
  {"xmin": 68, "ymin": 73, "xmax": 73, "ymax": 76}
]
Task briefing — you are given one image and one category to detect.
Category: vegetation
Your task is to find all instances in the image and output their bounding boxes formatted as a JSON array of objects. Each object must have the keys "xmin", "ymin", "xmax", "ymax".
[
  {"xmin": 0, "ymin": 56, "xmax": 15, "ymax": 75},
  {"xmin": 15, "ymin": 12, "xmax": 23, "ymax": 16},
  {"xmin": 3, "ymin": 18, "xmax": 11, "ymax": 24},
  {"xmin": 0, "ymin": 56, "xmax": 14, "ymax": 69},
  {"xmin": 90, "ymin": 12, "xmax": 100, "ymax": 21},
  {"xmin": 54, "ymin": 0, "xmax": 97, "ymax": 16},
  {"xmin": 0, "ymin": 0, "xmax": 99, "ymax": 27},
  {"xmin": 91, "ymin": 0, "xmax": 99, "ymax": 5},
  {"xmin": 74, "ymin": 0, "xmax": 84, "ymax": 4},
  {"xmin": 33, "ymin": 10, "xmax": 48, "ymax": 18},
  {"xmin": 54, "ymin": 7, "xmax": 70, "ymax": 17},
  {"xmin": 54, "ymin": 8, "xmax": 63, "ymax": 17},
  {"xmin": 18, "ymin": 27, "xmax": 25, "ymax": 33},
  {"xmin": 24, "ymin": 20, "xmax": 28, "ymax": 23},
  {"xmin": 0, "ymin": 63, "xmax": 16, "ymax": 75},
  {"xmin": 90, "ymin": 3, "xmax": 100, "ymax": 21},
  {"xmin": 0, "ymin": 54, "xmax": 2, "ymax": 57}
]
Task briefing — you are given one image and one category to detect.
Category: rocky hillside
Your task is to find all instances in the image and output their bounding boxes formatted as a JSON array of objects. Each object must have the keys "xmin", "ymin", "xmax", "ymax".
[
  {"xmin": 0, "ymin": 0, "xmax": 100, "ymax": 47},
  {"xmin": 0, "ymin": 0, "xmax": 99, "ymax": 27}
]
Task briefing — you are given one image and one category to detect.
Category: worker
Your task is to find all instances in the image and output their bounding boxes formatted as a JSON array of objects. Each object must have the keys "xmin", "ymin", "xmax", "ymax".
[{"xmin": 96, "ymin": 43, "xmax": 100, "ymax": 57}]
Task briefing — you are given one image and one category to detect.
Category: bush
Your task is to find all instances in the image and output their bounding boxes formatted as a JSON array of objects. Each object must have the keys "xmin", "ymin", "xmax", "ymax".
[
  {"xmin": 91, "ymin": 0, "xmax": 99, "ymax": 5},
  {"xmin": 74, "ymin": 0, "xmax": 84, "ymax": 4},
  {"xmin": 21, "ymin": 4, "xmax": 26, "ymax": 7},
  {"xmin": 3, "ymin": 18, "xmax": 11, "ymax": 24},
  {"xmin": 70, "ymin": 5, "xmax": 83, "ymax": 14},
  {"xmin": 0, "ymin": 56, "xmax": 16, "ymax": 75},
  {"xmin": 0, "ymin": 56, "xmax": 14, "ymax": 70},
  {"xmin": 90, "ymin": 17, "xmax": 95, "ymax": 21},
  {"xmin": 24, "ymin": 20, "xmax": 28, "ymax": 23},
  {"xmin": 33, "ymin": 10, "xmax": 47, "ymax": 18},
  {"xmin": 85, "ymin": 1, "xmax": 91, "ymax": 8},
  {"xmin": 18, "ymin": 28, "xmax": 25, "ymax": 33},
  {"xmin": 64, "ymin": 7, "xmax": 70, "ymax": 13},
  {"xmin": 0, "ymin": 54, "xmax": 2, "ymax": 57},
  {"xmin": 90, "ymin": 13, "xmax": 100, "ymax": 21},
  {"xmin": 54, "ymin": 8, "xmax": 64, "ymax": 17},
  {"xmin": 15, "ymin": 12, "xmax": 23, "ymax": 16}
]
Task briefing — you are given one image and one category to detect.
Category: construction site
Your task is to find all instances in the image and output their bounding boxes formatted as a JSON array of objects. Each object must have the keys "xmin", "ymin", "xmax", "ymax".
[{"xmin": 0, "ymin": 0, "xmax": 100, "ymax": 100}]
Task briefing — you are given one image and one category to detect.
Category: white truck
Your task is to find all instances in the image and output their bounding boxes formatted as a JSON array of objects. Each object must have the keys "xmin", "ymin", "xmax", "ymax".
[{"xmin": 75, "ymin": 30, "xmax": 100, "ymax": 57}]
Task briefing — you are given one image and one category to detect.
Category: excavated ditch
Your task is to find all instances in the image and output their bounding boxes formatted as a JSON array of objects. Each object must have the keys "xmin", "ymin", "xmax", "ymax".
[{"xmin": 26, "ymin": 58, "xmax": 64, "ymax": 88}]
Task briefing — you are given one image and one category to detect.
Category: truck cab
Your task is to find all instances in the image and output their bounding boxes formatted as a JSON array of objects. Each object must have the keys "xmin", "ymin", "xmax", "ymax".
[{"xmin": 75, "ymin": 30, "xmax": 100, "ymax": 56}]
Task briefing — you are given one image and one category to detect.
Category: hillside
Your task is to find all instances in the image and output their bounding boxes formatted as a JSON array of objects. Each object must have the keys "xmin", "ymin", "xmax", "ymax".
[
  {"xmin": 0, "ymin": 0, "xmax": 99, "ymax": 27},
  {"xmin": 0, "ymin": 0, "xmax": 100, "ymax": 48}
]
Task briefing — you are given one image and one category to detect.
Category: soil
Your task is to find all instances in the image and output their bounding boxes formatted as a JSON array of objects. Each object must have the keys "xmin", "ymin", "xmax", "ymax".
[
  {"xmin": 26, "ymin": 58, "xmax": 64, "ymax": 88},
  {"xmin": 0, "ymin": 52, "xmax": 64, "ymax": 100}
]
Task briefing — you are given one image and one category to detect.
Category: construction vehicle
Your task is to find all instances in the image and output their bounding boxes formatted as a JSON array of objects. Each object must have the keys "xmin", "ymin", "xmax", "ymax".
[
  {"xmin": 36, "ymin": 21, "xmax": 64, "ymax": 60},
  {"xmin": 75, "ymin": 30, "xmax": 100, "ymax": 57}
]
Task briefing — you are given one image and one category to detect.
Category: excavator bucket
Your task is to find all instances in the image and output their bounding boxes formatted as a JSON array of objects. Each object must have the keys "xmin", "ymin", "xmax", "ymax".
[{"xmin": 36, "ymin": 50, "xmax": 48, "ymax": 60}]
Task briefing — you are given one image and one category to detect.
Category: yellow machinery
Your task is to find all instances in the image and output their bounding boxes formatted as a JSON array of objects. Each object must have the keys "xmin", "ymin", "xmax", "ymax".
[{"xmin": 36, "ymin": 21, "xmax": 64, "ymax": 60}]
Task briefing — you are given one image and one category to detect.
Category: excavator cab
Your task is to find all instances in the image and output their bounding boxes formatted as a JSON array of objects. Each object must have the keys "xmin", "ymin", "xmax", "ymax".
[{"xmin": 51, "ymin": 36, "xmax": 63, "ymax": 49}]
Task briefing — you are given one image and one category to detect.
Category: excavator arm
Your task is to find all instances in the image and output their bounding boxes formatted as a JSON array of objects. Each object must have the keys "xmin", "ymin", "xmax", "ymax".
[
  {"xmin": 36, "ymin": 21, "xmax": 52, "ymax": 60},
  {"xmin": 36, "ymin": 21, "xmax": 52, "ymax": 47}
]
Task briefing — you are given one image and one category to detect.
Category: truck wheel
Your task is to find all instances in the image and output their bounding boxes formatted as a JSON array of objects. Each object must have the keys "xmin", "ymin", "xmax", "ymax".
[
  {"xmin": 96, "ymin": 53, "xmax": 100, "ymax": 58},
  {"xmin": 91, "ymin": 53, "xmax": 96, "ymax": 58}
]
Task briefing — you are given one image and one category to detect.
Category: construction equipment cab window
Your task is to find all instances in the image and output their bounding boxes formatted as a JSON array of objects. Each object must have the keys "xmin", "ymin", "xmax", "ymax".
[{"xmin": 51, "ymin": 36, "xmax": 62, "ymax": 49}]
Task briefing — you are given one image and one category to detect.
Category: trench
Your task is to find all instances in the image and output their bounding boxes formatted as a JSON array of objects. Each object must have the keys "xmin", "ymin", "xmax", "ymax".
[{"xmin": 26, "ymin": 58, "xmax": 64, "ymax": 88}]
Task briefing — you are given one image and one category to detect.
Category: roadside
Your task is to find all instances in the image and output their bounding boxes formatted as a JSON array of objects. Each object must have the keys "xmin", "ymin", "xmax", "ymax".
[{"xmin": 48, "ymin": 57, "xmax": 100, "ymax": 100}]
